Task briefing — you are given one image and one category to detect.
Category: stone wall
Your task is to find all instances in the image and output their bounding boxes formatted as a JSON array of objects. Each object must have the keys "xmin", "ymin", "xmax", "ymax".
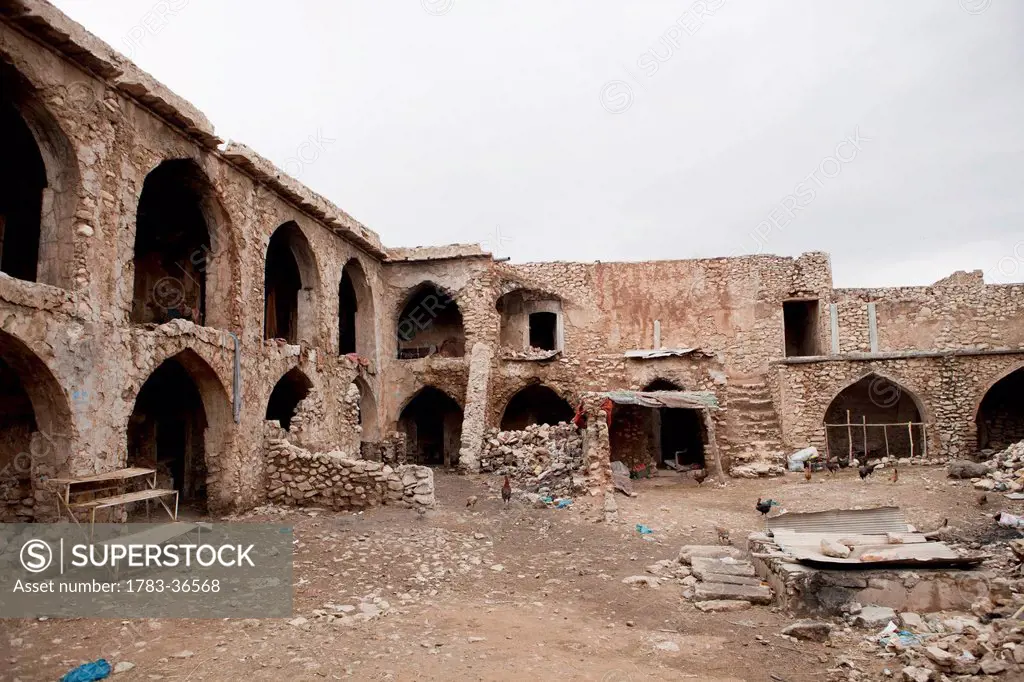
[
  {"xmin": 479, "ymin": 422, "xmax": 585, "ymax": 497},
  {"xmin": 264, "ymin": 438, "xmax": 433, "ymax": 511}
]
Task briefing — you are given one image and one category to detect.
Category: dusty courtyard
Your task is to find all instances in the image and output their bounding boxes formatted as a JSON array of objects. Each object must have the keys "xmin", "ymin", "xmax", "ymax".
[{"xmin": 4, "ymin": 467, "xmax": 1020, "ymax": 682}]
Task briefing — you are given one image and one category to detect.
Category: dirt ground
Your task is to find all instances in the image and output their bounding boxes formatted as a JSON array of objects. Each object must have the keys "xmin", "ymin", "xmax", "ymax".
[{"xmin": 3, "ymin": 466, "xmax": 1021, "ymax": 682}]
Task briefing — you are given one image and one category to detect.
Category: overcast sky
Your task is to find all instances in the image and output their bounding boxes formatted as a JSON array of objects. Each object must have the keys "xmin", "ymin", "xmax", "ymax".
[{"xmin": 50, "ymin": 0, "xmax": 1023, "ymax": 287}]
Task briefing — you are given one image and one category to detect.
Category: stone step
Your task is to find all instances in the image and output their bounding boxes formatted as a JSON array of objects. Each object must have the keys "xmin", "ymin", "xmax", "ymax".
[
  {"xmin": 677, "ymin": 545, "xmax": 746, "ymax": 565},
  {"xmin": 694, "ymin": 581, "xmax": 772, "ymax": 605},
  {"xmin": 700, "ymin": 573, "xmax": 765, "ymax": 587},
  {"xmin": 691, "ymin": 556, "xmax": 756, "ymax": 579}
]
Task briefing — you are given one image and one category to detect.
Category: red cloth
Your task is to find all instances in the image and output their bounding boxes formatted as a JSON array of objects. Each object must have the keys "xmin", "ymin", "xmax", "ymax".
[{"xmin": 601, "ymin": 398, "xmax": 613, "ymax": 426}]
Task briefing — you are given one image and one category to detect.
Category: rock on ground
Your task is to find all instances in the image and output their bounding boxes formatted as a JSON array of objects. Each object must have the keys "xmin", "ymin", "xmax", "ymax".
[{"xmin": 781, "ymin": 620, "xmax": 832, "ymax": 642}]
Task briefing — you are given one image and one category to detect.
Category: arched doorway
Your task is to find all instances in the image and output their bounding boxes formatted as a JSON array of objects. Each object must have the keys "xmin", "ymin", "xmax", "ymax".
[
  {"xmin": 339, "ymin": 259, "xmax": 375, "ymax": 357},
  {"xmin": 352, "ymin": 376, "xmax": 379, "ymax": 442},
  {"xmin": 396, "ymin": 282, "xmax": 465, "ymax": 359},
  {"xmin": 0, "ymin": 62, "xmax": 78, "ymax": 287},
  {"xmin": 642, "ymin": 379, "xmax": 706, "ymax": 469},
  {"xmin": 265, "ymin": 222, "xmax": 318, "ymax": 344},
  {"xmin": 976, "ymin": 366, "xmax": 1024, "ymax": 451},
  {"xmin": 266, "ymin": 367, "xmax": 312, "ymax": 431},
  {"xmin": 500, "ymin": 384, "xmax": 574, "ymax": 431},
  {"xmin": 824, "ymin": 373, "xmax": 924, "ymax": 459},
  {"xmin": 131, "ymin": 160, "xmax": 220, "ymax": 326},
  {"xmin": 127, "ymin": 352, "xmax": 222, "ymax": 513},
  {"xmin": 399, "ymin": 387, "xmax": 463, "ymax": 466}
]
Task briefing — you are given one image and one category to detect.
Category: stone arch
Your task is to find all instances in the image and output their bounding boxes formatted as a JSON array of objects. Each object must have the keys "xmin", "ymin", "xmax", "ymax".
[
  {"xmin": 396, "ymin": 281, "xmax": 465, "ymax": 359},
  {"xmin": 499, "ymin": 383, "xmax": 574, "ymax": 431},
  {"xmin": 0, "ymin": 59, "xmax": 80, "ymax": 288},
  {"xmin": 495, "ymin": 288, "xmax": 564, "ymax": 352},
  {"xmin": 823, "ymin": 371, "xmax": 926, "ymax": 460},
  {"xmin": 0, "ymin": 329, "xmax": 75, "ymax": 521},
  {"xmin": 352, "ymin": 375, "xmax": 379, "ymax": 442},
  {"xmin": 974, "ymin": 363, "xmax": 1024, "ymax": 451},
  {"xmin": 398, "ymin": 386, "xmax": 463, "ymax": 466},
  {"xmin": 265, "ymin": 221, "xmax": 320, "ymax": 344},
  {"xmin": 266, "ymin": 367, "xmax": 313, "ymax": 431},
  {"xmin": 339, "ymin": 258, "xmax": 375, "ymax": 358},
  {"xmin": 126, "ymin": 349, "xmax": 231, "ymax": 514},
  {"xmin": 131, "ymin": 159, "xmax": 232, "ymax": 328},
  {"xmin": 644, "ymin": 378, "xmax": 683, "ymax": 391}
]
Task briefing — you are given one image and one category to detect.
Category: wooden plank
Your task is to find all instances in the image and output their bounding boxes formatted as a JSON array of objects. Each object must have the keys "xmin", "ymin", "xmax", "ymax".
[
  {"xmin": 49, "ymin": 468, "xmax": 156, "ymax": 485},
  {"xmin": 70, "ymin": 488, "xmax": 177, "ymax": 510},
  {"xmin": 95, "ymin": 522, "xmax": 197, "ymax": 547}
]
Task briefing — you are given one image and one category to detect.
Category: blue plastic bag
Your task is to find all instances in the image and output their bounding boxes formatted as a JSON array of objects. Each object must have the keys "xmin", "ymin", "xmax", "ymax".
[
  {"xmin": 61, "ymin": 659, "xmax": 111, "ymax": 682},
  {"xmin": 635, "ymin": 524, "xmax": 653, "ymax": 535},
  {"xmin": 556, "ymin": 499, "xmax": 573, "ymax": 509}
]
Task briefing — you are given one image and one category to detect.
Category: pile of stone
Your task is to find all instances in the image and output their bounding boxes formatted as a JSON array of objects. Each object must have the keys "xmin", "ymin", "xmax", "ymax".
[
  {"xmin": 729, "ymin": 462, "xmax": 786, "ymax": 479},
  {"xmin": 957, "ymin": 439, "xmax": 1024, "ymax": 493},
  {"xmin": 866, "ymin": 592, "xmax": 1024, "ymax": 678},
  {"xmin": 264, "ymin": 438, "xmax": 434, "ymax": 511},
  {"xmin": 499, "ymin": 346, "xmax": 560, "ymax": 361},
  {"xmin": 479, "ymin": 423, "xmax": 585, "ymax": 497}
]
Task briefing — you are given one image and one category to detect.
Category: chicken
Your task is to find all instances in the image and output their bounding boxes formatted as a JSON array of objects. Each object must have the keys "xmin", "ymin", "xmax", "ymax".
[
  {"xmin": 890, "ymin": 466, "xmax": 899, "ymax": 484},
  {"xmin": 977, "ymin": 493, "xmax": 988, "ymax": 506},
  {"xmin": 858, "ymin": 462, "xmax": 877, "ymax": 480},
  {"xmin": 714, "ymin": 525, "xmax": 731, "ymax": 545},
  {"xmin": 692, "ymin": 469, "xmax": 708, "ymax": 487},
  {"xmin": 501, "ymin": 476, "xmax": 512, "ymax": 505},
  {"xmin": 755, "ymin": 498, "xmax": 778, "ymax": 516},
  {"xmin": 466, "ymin": 495, "xmax": 478, "ymax": 509},
  {"xmin": 803, "ymin": 462, "xmax": 812, "ymax": 482},
  {"xmin": 825, "ymin": 458, "xmax": 840, "ymax": 476}
]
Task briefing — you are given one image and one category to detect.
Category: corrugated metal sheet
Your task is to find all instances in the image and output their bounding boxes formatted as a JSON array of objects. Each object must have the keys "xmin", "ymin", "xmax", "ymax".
[
  {"xmin": 602, "ymin": 390, "xmax": 719, "ymax": 411},
  {"xmin": 624, "ymin": 348, "xmax": 697, "ymax": 359},
  {"xmin": 766, "ymin": 506, "xmax": 909, "ymax": 535}
]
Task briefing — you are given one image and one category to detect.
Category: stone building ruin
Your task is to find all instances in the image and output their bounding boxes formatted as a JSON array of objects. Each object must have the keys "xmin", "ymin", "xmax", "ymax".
[{"xmin": 1, "ymin": 0, "xmax": 1023, "ymax": 521}]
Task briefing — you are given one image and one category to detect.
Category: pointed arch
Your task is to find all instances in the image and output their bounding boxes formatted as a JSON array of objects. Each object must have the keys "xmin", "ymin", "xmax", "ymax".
[
  {"xmin": 266, "ymin": 367, "xmax": 313, "ymax": 431},
  {"xmin": 499, "ymin": 383, "xmax": 574, "ymax": 431},
  {"xmin": 339, "ymin": 258, "xmax": 375, "ymax": 358},
  {"xmin": 131, "ymin": 159, "xmax": 231, "ymax": 327},
  {"xmin": 974, "ymin": 363, "xmax": 1024, "ymax": 451},
  {"xmin": 127, "ymin": 349, "xmax": 231, "ymax": 513},
  {"xmin": 0, "ymin": 60, "xmax": 80, "ymax": 287},
  {"xmin": 265, "ymin": 221, "xmax": 320, "ymax": 344},
  {"xmin": 398, "ymin": 386, "xmax": 463, "ymax": 466},
  {"xmin": 0, "ymin": 329, "xmax": 75, "ymax": 520},
  {"xmin": 823, "ymin": 372, "xmax": 925, "ymax": 459},
  {"xmin": 396, "ymin": 281, "xmax": 465, "ymax": 359}
]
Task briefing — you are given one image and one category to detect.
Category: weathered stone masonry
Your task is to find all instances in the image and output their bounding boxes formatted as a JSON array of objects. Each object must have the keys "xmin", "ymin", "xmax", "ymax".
[{"xmin": 1, "ymin": 1, "xmax": 1022, "ymax": 523}]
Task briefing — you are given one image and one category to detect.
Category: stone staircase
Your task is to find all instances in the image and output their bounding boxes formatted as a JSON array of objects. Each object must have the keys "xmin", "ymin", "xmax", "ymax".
[{"xmin": 718, "ymin": 377, "xmax": 787, "ymax": 473}]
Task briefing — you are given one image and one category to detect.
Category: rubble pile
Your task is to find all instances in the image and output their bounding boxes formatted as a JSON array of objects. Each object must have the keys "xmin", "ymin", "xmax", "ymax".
[
  {"xmin": 861, "ymin": 583, "xmax": 1024, "ymax": 679},
  {"xmin": 965, "ymin": 439, "xmax": 1024, "ymax": 493},
  {"xmin": 642, "ymin": 545, "xmax": 774, "ymax": 612},
  {"xmin": 479, "ymin": 423, "xmax": 585, "ymax": 497}
]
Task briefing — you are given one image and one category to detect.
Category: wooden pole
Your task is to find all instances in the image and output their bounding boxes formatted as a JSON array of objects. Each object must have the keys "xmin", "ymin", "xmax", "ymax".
[
  {"xmin": 862, "ymin": 416, "xmax": 868, "ymax": 459},
  {"xmin": 908, "ymin": 422, "xmax": 914, "ymax": 459},
  {"xmin": 846, "ymin": 410, "xmax": 853, "ymax": 466},
  {"xmin": 883, "ymin": 423, "xmax": 890, "ymax": 459},
  {"xmin": 922, "ymin": 423, "xmax": 928, "ymax": 459},
  {"xmin": 824, "ymin": 424, "xmax": 831, "ymax": 460}
]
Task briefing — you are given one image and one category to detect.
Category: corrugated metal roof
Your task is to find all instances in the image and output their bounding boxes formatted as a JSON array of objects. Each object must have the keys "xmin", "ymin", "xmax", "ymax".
[
  {"xmin": 602, "ymin": 390, "xmax": 719, "ymax": 410},
  {"xmin": 766, "ymin": 506, "xmax": 909, "ymax": 535}
]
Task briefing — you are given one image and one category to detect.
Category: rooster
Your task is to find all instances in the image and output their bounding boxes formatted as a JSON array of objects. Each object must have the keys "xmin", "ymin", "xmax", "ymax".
[
  {"xmin": 890, "ymin": 466, "xmax": 899, "ymax": 484},
  {"xmin": 858, "ymin": 462, "xmax": 877, "ymax": 481},
  {"xmin": 977, "ymin": 493, "xmax": 988, "ymax": 507},
  {"xmin": 803, "ymin": 461, "xmax": 812, "ymax": 483},
  {"xmin": 692, "ymin": 469, "xmax": 708, "ymax": 487},
  {"xmin": 714, "ymin": 525, "xmax": 731, "ymax": 545},
  {"xmin": 466, "ymin": 495, "xmax": 478, "ymax": 509},
  {"xmin": 755, "ymin": 498, "xmax": 778, "ymax": 516},
  {"xmin": 825, "ymin": 458, "xmax": 840, "ymax": 476},
  {"xmin": 501, "ymin": 476, "xmax": 512, "ymax": 505}
]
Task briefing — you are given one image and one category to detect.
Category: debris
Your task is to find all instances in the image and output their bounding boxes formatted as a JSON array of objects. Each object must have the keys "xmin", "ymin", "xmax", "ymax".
[
  {"xmin": 112, "ymin": 662, "xmax": 135, "ymax": 674},
  {"xmin": 653, "ymin": 640, "xmax": 680, "ymax": 653},
  {"xmin": 947, "ymin": 460, "xmax": 991, "ymax": 479},
  {"xmin": 693, "ymin": 600, "xmax": 751, "ymax": 613},
  {"xmin": 787, "ymin": 447, "xmax": 818, "ymax": 472},
  {"xmin": 622, "ymin": 575, "xmax": 660, "ymax": 588},
  {"xmin": 819, "ymin": 538, "xmax": 852, "ymax": 558},
  {"xmin": 853, "ymin": 606, "xmax": 897, "ymax": 628},
  {"xmin": 61, "ymin": 660, "xmax": 111, "ymax": 682},
  {"xmin": 635, "ymin": 524, "xmax": 653, "ymax": 535},
  {"xmin": 780, "ymin": 620, "xmax": 832, "ymax": 642}
]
